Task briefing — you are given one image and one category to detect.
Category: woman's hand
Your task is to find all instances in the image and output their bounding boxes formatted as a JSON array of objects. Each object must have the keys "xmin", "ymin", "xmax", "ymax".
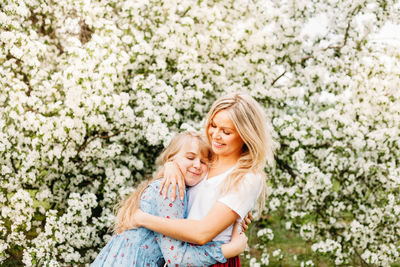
[
  {"xmin": 159, "ymin": 161, "xmax": 185, "ymax": 201},
  {"xmin": 241, "ymin": 211, "xmax": 253, "ymax": 232}
]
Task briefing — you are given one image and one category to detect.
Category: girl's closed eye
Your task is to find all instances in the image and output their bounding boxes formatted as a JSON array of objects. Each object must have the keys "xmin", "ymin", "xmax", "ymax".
[{"xmin": 200, "ymin": 159, "xmax": 208, "ymax": 165}]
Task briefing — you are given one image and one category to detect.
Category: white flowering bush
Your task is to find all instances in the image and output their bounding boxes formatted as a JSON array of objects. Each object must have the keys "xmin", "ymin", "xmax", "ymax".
[{"xmin": 1, "ymin": 0, "xmax": 399, "ymax": 266}]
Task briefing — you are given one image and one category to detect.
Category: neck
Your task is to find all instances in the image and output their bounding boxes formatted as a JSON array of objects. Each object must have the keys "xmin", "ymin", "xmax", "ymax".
[{"xmin": 214, "ymin": 154, "xmax": 240, "ymax": 169}]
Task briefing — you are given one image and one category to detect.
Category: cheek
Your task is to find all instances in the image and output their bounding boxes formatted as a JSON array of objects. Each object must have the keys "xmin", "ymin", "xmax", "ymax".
[
  {"xmin": 228, "ymin": 135, "xmax": 244, "ymax": 149},
  {"xmin": 201, "ymin": 165, "xmax": 208, "ymax": 174},
  {"xmin": 207, "ymin": 126, "xmax": 214, "ymax": 138},
  {"xmin": 176, "ymin": 158, "xmax": 190, "ymax": 172}
]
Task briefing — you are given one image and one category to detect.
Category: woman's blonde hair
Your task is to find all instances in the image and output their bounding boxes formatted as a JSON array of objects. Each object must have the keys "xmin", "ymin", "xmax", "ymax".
[
  {"xmin": 205, "ymin": 92, "xmax": 275, "ymax": 213},
  {"xmin": 113, "ymin": 131, "xmax": 212, "ymax": 234}
]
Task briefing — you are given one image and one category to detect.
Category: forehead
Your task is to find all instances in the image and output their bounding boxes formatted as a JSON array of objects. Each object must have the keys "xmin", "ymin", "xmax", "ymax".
[
  {"xmin": 179, "ymin": 138, "xmax": 209, "ymax": 157},
  {"xmin": 179, "ymin": 138, "xmax": 201, "ymax": 153},
  {"xmin": 211, "ymin": 110, "xmax": 235, "ymax": 129}
]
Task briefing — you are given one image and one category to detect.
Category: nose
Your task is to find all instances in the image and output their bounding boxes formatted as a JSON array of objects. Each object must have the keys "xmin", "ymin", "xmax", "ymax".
[
  {"xmin": 211, "ymin": 129, "xmax": 220, "ymax": 140},
  {"xmin": 193, "ymin": 158, "xmax": 201, "ymax": 168}
]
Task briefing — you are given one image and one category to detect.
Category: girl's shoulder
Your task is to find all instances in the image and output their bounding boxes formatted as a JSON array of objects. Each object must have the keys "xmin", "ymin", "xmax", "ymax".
[
  {"xmin": 140, "ymin": 179, "xmax": 163, "ymax": 201},
  {"xmin": 146, "ymin": 178, "xmax": 187, "ymax": 202},
  {"xmin": 147, "ymin": 179, "xmax": 163, "ymax": 191}
]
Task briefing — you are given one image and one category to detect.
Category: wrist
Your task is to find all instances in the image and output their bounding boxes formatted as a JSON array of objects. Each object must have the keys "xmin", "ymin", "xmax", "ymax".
[{"xmin": 134, "ymin": 209, "xmax": 146, "ymax": 227}]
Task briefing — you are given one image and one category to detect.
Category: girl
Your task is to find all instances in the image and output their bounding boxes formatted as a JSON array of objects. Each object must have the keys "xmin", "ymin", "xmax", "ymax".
[
  {"xmin": 133, "ymin": 93, "xmax": 275, "ymax": 266},
  {"xmin": 92, "ymin": 132, "xmax": 247, "ymax": 267}
]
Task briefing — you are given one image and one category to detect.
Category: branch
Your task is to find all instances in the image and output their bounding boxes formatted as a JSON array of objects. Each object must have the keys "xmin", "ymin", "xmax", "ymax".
[
  {"xmin": 354, "ymin": 248, "xmax": 371, "ymax": 267},
  {"xmin": 10, "ymin": 157, "xmax": 18, "ymax": 173},
  {"xmin": 274, "ymin": 155, "xmax": 297, "ymax": 179},
  {"xmin": 77, "ymin": 131, "xmax": 120, "ymax": 154},
  {"xmin": 6, "ymin": 53, "xmax": 33, "ymax": 96},
  {"xmin": 324, "ymin": 20, "xmax": 351, "ymax": 51},
  {"xmin": 271, "ymin": 71, "xmax": 287, "ymax": 86},
  {"xmin": 301, "ymin": 6, "xmax": 359, "ymax": 64}
]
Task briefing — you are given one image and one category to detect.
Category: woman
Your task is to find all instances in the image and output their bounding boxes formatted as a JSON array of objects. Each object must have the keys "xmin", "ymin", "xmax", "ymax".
[
  {"xmin": 133, "ymin": 93, "xmax": 275, "ymax": 266},
  {"xmin": 92, "ymin": 132, "xmax": 247, "ymax": 267}
]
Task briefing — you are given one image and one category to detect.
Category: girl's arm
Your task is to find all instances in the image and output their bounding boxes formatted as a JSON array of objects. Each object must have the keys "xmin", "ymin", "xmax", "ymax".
[{"xmin": 135, "ymin": 201, "xmax": 239, "ymax": 245}]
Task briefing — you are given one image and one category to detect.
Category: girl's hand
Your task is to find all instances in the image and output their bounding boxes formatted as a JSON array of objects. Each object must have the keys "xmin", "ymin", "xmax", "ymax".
[
  {"xmin": 159, "ymin": 161, "xmax": 185, "ymax": 201},
  {"xmin": 221, "ymin": 220, "xmax": 248, "ymax": 258},
  {"xmin": 241, "ymin": 211, "xmax": 253, "ymax": 232},
  {"xmin": 131, "ymin": 209, "xmax": 145, "ymax": 228},
  {"xmin": 228, "ymin": 221, "xmax": 247, "ymax": 257},
  {"xmin": 231, "ymin": 220, "xmax": 248, "ymax": 253}
]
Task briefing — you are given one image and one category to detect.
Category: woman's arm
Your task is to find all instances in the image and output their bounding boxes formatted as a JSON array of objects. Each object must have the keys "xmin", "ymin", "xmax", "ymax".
[
  {"xmin": 156, "ymin": 222, "xmax": 247, "ymax": 265},
  {"xmin": 135, "ymin": 201, "xmax": 239, "ymax": 245},
  {"xmin": 152, "ymin": 181, "xmax": 246, "ymax": 265}
]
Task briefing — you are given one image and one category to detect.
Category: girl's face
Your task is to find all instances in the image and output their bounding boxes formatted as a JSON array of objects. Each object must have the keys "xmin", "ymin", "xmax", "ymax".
[
  {"xmin": 207, "ymin": 109, "xmax": 245, "ymax": 160},
  {"xmin": 174, "ymin": 139, "xmax": 209, "ymax": 187}
]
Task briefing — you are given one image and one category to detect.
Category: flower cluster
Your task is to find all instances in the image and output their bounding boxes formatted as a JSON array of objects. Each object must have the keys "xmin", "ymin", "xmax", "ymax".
[{"xmin": 1, "ymin": 0, "xmax": 399, "ymax": 266}]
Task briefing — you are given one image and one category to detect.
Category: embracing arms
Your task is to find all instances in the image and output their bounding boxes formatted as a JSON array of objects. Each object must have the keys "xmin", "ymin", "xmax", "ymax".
[
  {"xmin": 135, "ymin": 201, "xmax": 239, "ymax": 245},
  {"xmin": 141, "ymin": 181, "xmax": 246, "ymax": 265}
]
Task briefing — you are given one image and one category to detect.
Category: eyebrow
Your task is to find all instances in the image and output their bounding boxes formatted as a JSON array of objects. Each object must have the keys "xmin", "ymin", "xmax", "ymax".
[{"xmin": 210, "ymin": 121, "xmax": 235, "ymax": 131}]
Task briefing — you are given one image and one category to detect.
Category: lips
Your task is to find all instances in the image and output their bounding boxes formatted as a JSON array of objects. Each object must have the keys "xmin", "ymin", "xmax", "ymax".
[
  {"xmin": 188, "ymin": 170, "xmax": 201, "ymax": 176},
  {"xmin": 212, "ymin": 141, "xmax": 225, "ymax": 148}
]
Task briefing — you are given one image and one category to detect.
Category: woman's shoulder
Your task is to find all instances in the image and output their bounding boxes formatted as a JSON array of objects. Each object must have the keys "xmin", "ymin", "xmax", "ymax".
[
  {"xmin": 239, "ymin": 171, "xmax": 264, "ymax": 190},
  {"xmin": 243, "ymin": 170, "xmax": 264, "ymax": 181}
]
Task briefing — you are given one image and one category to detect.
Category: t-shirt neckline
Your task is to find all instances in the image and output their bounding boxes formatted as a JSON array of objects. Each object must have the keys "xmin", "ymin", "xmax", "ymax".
[{"xmin": 204, "ymin": 165, "xmax": 236, "ymax": 182}]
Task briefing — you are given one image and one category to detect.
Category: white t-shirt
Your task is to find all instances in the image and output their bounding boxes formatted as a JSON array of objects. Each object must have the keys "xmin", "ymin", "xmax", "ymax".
[{"xmin": 187, "ymin": 166, "xmax": 263, "ymax": 243}]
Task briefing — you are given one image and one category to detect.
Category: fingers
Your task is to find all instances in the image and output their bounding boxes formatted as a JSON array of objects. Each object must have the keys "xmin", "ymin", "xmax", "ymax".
[
  {"xmin": 247, "ymin": 211, "xmax": 254, "ymax": 220},
  {"xmin": 162, "ymin": 180, "xmax": 170, "ymax": 199},
  {"xmin": 177, "ymin": 177, "xmax": 185, "ymax": 201},
  {"xmin": 159, "ymin": 178, "xmax": 166, "ymax": 193},
  {"xmin": 169, "ymin": 182, "xmax": 177, "ymax": 201},
  {"xmin": 241, "ymin": 212, "xmax": 252, "ymax": 232},
  {"xmin": 241, "ymin": 220, "xmax": 248, "ymax": 232}
]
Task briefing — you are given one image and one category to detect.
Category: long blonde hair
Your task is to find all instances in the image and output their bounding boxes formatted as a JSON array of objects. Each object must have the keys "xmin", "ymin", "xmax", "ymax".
[
  {"xmin": 113, "ymin": 131, "xmax": 212, "ymax": 234},
  {"xmin": 205, "ymin": 92, "xmax": 275, "ymax": 213}
]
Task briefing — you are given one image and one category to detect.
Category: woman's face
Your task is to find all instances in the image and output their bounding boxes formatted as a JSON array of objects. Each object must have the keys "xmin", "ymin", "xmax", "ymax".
[
  {"xmin": 207, "ymin": 109, "xmax": 245, "ymax": 160},
  {"xmin": 174, "ymin": 139, "xmax": 209, "ymax": 187}
]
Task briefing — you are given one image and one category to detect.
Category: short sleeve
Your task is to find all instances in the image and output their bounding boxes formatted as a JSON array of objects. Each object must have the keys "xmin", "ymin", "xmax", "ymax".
[
  {"xmin": 139, "ymin": 183, "xmax": 157, "ymax": 214},
  {"xmin": 218, "ymin": 173, "xmax": 263, "ymax": 219}
]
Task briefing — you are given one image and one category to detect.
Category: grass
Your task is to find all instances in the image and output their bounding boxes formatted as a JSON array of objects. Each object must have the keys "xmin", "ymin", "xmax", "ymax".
[
  {"xmin": 240, "ymin": 214, "xmax": 400, "ymax": 267},
  {"xmin": 240, "ymin": 214, "xmax": 330, "ymax": 267}
]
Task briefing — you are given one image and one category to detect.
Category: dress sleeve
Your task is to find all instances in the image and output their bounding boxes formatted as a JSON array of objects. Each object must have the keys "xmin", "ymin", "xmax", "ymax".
[
  {"xmin": 149, "ymin": 181, "xmax": 227, "ymax": 266},
  {"xmin": 218, "ymin": 173, "xmax": 263, "ymax": 219}
]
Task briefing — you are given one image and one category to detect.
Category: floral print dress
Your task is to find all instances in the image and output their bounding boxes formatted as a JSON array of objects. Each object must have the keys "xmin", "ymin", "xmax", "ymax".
[{"xmin": 91, "ymin": 179, "xmax": 227, "ymax": 267}]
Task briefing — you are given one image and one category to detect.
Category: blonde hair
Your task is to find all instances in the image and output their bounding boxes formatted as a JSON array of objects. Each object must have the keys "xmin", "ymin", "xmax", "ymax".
[
  {"xmin": 113, "ymin": 131, "xmax": 212, "ymax": 234},
  {"xmin": 205, "ymin": 92, "xmax": 275, "ymax": 213}
]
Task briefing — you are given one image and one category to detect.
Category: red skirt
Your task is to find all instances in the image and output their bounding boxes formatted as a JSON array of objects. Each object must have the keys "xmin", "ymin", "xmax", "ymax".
[{"xmin": 211, "ymin": 256, "xmax": 241, "ymax": 267}]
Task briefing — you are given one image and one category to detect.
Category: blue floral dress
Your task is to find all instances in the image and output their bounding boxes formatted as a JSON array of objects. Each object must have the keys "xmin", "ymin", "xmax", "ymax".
[{"xmin": 91, "ymin": 179, "xmax": 227, "ymax": 266}]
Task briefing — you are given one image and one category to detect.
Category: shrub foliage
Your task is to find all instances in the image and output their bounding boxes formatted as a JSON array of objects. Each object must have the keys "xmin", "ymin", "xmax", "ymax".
[{"xmin": 1, "ymin": 0, "xmax": 399, "ymax": 266}]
